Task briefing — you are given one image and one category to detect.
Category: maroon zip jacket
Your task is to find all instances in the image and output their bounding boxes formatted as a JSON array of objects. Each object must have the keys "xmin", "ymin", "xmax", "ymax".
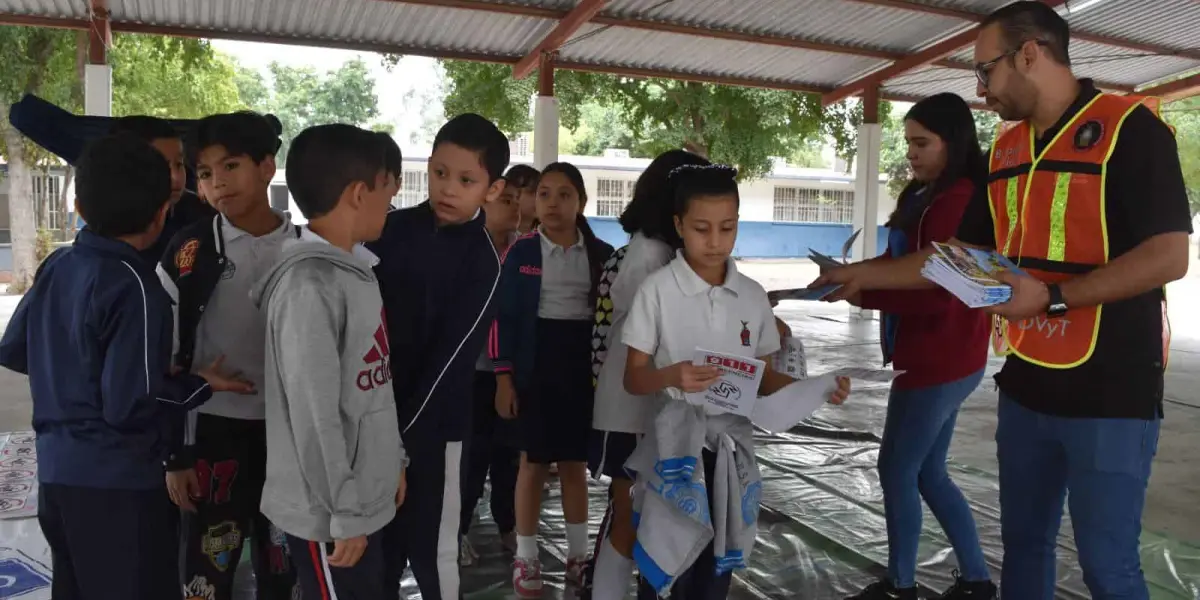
[{"xmin": 859, "ymin": 178, "xmax": 990, "ymax": 390}]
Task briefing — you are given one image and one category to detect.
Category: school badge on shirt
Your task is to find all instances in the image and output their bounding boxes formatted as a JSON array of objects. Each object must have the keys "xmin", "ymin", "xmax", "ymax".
[
  {"xmin": 176, "ymin": 238, "xmax": 200, "ymax": 276},
  {"xmin": 740, "ymin": 320, "xmax": 751, "ymax": 347}
]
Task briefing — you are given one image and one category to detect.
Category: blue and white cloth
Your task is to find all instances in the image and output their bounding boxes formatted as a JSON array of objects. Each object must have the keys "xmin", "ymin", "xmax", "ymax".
[{"xmin": 626, "ymin": 399, "xmax": 761, "ymax": 596}]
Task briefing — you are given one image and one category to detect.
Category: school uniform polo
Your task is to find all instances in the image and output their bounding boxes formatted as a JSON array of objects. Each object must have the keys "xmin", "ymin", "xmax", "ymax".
[
  {"xmin": 622, "ymin": 252, "xmax": 780, "ymax": 388},
  {"xmin": 537, "ymin": 227, "xmax": 592, "ymax": 320},
  {"xmin": 191, "ymin": 212, "xmax": 295, "ymax": 420}
]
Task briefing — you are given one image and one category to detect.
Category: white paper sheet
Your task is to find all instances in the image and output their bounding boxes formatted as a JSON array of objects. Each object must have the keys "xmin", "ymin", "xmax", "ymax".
[
  {"xmin": 751, "ymin": 374, "xmax": 837, "ymax": 433},
  {"xmin": 687, "ymin": 349, "xmax": 766, "ymax": 418}
]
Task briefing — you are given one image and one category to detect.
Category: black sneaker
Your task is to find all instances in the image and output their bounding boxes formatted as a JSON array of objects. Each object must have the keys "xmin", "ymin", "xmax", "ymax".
[
  {"xmin": 937, "ymin": 571, "xmax": 997, "ymax": 599},
  {"xmin": 846, "ymin": 580, "xmax": 919, "ymax": 600}
]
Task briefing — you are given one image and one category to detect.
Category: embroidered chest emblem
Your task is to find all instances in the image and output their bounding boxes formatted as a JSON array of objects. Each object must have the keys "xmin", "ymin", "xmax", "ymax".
[
  {"xmin": 740, "ymin": 320, "xmax": 751, "ymax": 347},
  {"xmin": 1073, "ymin": 119, "xmax": 1104, "ymax": 151},
  {"xmin": 176, "ymin": 239, "xmax": 200, "ymax": 276}
]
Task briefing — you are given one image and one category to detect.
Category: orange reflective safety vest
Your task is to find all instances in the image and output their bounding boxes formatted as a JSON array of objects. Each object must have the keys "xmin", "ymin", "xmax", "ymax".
[{"xmin": 986, "ymin": 92, "xmax": 1172, "ymax": 369}]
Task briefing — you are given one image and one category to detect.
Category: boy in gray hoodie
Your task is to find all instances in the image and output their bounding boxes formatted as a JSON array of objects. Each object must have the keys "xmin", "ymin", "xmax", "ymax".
[{"xmin": 251, "ymin": 124, "xmax": 406, "ymax": 599}]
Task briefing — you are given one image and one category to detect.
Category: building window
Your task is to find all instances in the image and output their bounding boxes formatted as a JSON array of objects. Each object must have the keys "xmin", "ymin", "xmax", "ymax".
[
  {"xmin": 395, "ymin": 170, "xmax": 427, "ymax": 208},
  {"xmin": 772, "ymin": 186, "xmax": 855, "ymax": 224},
  {"xmin": 33, "ymin": 175, "xmax": 65, "ymax": 231},
  {"xmin": 595, "ymin": 178, "xmax": 635, "ymax": 217},
  {"xmin": 510, "ymin": 133, "xmax": 531, "ymax": 157}
]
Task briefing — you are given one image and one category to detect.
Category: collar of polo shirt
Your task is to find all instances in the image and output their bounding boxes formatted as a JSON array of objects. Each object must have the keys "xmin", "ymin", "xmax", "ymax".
[
  {"xmin": 669, "ymin": 250, "xmax": 741, "ymax": 297},
  {"xmin": 537, "ymin": 225, "xmax": 585, "ymax": 255},
  {"xmin": 221, "ymin": 209, "xmax": 291, "ymax": 242}
]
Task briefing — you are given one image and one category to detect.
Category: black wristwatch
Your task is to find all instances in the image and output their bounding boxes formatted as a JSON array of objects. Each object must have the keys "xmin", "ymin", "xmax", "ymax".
[{"xmin": 1046, "ymin": 283, "xmax": 1068, "ymax": 318}]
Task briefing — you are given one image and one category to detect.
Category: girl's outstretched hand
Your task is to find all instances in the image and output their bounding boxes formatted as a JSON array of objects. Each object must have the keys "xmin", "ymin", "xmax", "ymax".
[{"xmin": 829, "ymin": 376, "xmax": 851, "ymax": 405}]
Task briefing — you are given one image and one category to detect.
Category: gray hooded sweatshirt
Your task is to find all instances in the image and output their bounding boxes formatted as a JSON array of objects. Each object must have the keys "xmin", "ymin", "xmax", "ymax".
[{"xmin": 251, "ymin": 232, "xmax": 405, "ymax": 542}]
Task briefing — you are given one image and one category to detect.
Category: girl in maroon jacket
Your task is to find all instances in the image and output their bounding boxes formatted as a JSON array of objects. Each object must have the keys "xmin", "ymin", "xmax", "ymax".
[{"xmin": 845, "ymin": 93, "xmax": 997, "ymax": 600}]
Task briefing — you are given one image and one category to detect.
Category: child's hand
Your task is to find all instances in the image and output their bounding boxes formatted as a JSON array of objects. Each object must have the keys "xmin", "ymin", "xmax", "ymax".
[
  {"xmin": 395, "ymin": 467, "xmax": 407, "ymax": 507},
  {"xmin": 671, "ymin": 362, "xmax": 722, "ymax": 394},
  {"xmin": 829, "ymin": 376, "xmax": 851, "ymax": 405},
  {"xmin": 495, "ymin": 379, "xmax": 518, "ymax": 419},
  {"xmin": 197, "ymin": 355, "xmax": 256, "ymax": 395},
  {"xmin": 166, "ymin": 468, "xmax": 201, "ymax": 512},
  {"xmin": 328, "ymin": 535, "xmax": 368, "ymax": 568}
]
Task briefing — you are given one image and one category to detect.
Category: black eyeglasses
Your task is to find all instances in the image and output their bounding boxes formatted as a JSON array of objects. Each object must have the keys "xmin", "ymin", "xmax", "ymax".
[{"xmin": 974, "ymin": 40, "xmax": 1048, "ymax": 88}]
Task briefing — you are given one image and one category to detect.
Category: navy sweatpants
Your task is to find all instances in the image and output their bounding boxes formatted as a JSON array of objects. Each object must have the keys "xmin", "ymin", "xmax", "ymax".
[
  {"xmin": 286, "ymin": 531, "xmax": 385, "ymax": 599},
  {"xmin": 382, "ymin": 440, "xmax": 464, "ymax": 600},
  {"xmin": 38, "ymin": 483, "xmax": 178, "ymax": 600},
  {"xmin": 460, "ymin": 371, "xmax": 518, "ymax": 536}
]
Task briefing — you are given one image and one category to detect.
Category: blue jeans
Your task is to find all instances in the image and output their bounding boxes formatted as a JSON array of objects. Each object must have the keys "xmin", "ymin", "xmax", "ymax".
[
  {"xmin": 879, "ymin": 369, "xmax": 989, "ymax": 588},
  {"xmin": 997, "ymin": 395, "xmax": 1160, "ymax": 600}
]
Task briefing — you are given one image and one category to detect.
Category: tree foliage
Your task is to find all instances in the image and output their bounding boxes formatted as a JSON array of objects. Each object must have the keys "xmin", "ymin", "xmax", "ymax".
[
  {"xmin": 439, "ymin": 61, "xmax": 875, "ymax": 181},
  {"xmin": 110, "ymin": 35, "xmax": 243, "ymax": 118},
  {"xmin": 0, "ymin": 29, "xmax": 247, "ymax": 292},
  {"xmin": 1164, "ymin": 98, "xmax": 1200, "ymax": 217},
  {"xmin": 238, "ymin": 58, "xmax": 382, "ymax": 162}
]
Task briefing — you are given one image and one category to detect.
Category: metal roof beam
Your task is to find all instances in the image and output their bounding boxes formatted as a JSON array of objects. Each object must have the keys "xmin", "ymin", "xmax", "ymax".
[
  {"xmin": 512, "ymin": 0, "xmax": 607, "ymax": 80},
  {"xmin": 1139, "ymin": 71, "xmax": 1200, "ymax": 102},
  {"xmin": 821, "ymin": 0, "xmax": 1068, "ymax": 106}
]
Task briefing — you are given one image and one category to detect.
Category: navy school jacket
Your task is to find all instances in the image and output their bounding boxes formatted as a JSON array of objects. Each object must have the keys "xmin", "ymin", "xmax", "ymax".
[
  {"xmin": 0, "ymin": 230, "xmax": 213, "ymax": 490},
  {"xmin": 490, "ymin": 230, "xmax": 615, "ymax": 391},
  {"xmin": 365, "ymin": 202, "xmax": 502, "ymax": 447}
]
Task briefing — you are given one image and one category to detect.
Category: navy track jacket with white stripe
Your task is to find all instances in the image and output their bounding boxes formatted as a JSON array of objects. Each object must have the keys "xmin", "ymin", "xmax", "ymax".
[
  {"xmin": 366, "ymin": 202, "xmax": 501, "ymax": 447},
  {"xmin": 0, "ymin": 229, "xmax": 212, "ymax": 490}
]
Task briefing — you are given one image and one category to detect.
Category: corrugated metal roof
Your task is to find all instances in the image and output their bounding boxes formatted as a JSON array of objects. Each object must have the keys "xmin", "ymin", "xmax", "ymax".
[
  {"xmin": 558, "ymin": 23, "xmax": 889, "ymax": 87},
  {"xmin": 0, "ymin": 0, "xmax": 86, "ymax": 19},
  {"xmin": 3, "ymin": 0, "xmax": 1199, "ymax": 102},
  {"xmin": 1063, "ymin": 0, "xmax": 1200, "ymax": 53},
  {"xmin": 109, "ymin": 0, "xmax": 553, "ymax": 56},
  {"xmin": 601, "ymin": 0, "xmax": 965, "ymax": 53}
]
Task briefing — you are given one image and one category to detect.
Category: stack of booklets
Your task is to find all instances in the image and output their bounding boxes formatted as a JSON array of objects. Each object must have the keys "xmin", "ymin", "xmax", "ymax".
[{"xmin": 921, "ymin": 242, "xmax": 1024, "ymax": 308}]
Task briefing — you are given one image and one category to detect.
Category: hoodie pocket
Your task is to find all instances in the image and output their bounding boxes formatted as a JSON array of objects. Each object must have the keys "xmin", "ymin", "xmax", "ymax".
[{"xmin": 352, "ymin": 403, "xmax": 403, "ymax": 512}]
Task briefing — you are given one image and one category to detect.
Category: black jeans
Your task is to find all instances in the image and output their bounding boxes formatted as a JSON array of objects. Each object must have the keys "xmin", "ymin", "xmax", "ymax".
[{"xmin": 179, "ymin": 414, "xmax": 297, "ymax": 599}]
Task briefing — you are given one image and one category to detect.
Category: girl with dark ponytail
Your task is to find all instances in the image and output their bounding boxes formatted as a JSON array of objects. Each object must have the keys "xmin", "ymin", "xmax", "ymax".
[
  {"xmin": 846, "ymin": 92, "xmax": 995, "ymax": 600},
  {"xmin": 489, "ymin": 161, "xmax": 614, "ymax": 596}
]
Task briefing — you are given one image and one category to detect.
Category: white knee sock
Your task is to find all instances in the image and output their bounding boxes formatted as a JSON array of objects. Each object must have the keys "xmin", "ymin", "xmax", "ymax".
[
  {"xmin": 516, "ymin": 534, "xmax": 538, "ymax": 560},
  {"xmin": 566, "ymin": 521, "xmax": 589, "ymax": 559},
  {"xmin": 591, "ymin": 537, "xmax": 635, "ymax": 600}
]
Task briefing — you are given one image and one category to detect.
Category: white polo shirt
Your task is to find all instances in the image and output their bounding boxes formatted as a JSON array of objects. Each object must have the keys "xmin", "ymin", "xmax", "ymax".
[
  {"xmin": 593, "ymin": 233, "xmax": 674, "ymax": 433},
  {"xmin": 538, "ymin": 227, "xmax": 592, "ymax": 320},
  {"xmin": 192, "ymin": 212, "xmax": 295, "ymax": 420},
  {"xmin": 622, "ymin": 251, "xmax": 780, "ymax": 406}
]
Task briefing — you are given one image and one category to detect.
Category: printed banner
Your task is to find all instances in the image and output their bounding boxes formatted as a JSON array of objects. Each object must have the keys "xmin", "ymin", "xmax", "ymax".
[{"xmin": 0, "ymin": 433, "xmax": 38, "ymax": 520}]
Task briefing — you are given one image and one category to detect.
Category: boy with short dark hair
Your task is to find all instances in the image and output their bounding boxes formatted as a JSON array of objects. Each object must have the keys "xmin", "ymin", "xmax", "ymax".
[
  {"xmin": 0, "ymin": 134, "xmax": 251, "ymax": 600},
  {"xmin": 368, "ymin": 113, "xmax": 509, "ymax": 600},
  {"xmin": 157, "ymin": 111, "xmax": 300, "ymax": 599},
  {"xmin": 109, "ymin": 115, "xmax": 217, "ymax": 263},
  {"xmin": 250, "ymin": 123, "xmax": 406, "ymax": 599}
]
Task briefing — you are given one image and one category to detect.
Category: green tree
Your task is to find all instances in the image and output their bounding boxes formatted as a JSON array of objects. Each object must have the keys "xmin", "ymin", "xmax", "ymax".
[
  {"xmin": 265, "ymin": 58, "xmax": 382, "ymax": 161},
  {"xmin": 110, "ymin": 35, "xmax": 242, "ymax": 118},
  {"xmin": 0, "ymin": 27, "xmax": 75, "ymax": 292},
  {"xmin": 1164, "ymin": 98, "xmax": 1200, "ymax": 217},
  {"xmin": 439, "ymin": 62, "xmax": 868, "ymax": 180},
  {"xmin": 0, "ymin": 29, "xmax": 246, "ymax": 292},
  {"xmin": 234, "ymin": 65, "xmax": 271, "ymax": 113}
]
